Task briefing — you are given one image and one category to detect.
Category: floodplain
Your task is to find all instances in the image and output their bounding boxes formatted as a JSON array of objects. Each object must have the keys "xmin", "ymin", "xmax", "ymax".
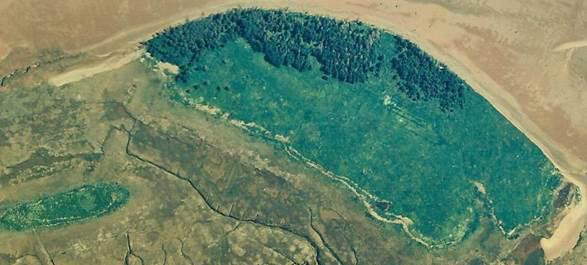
[{"xmin": 144, "ymin": 9, "xmax": 562, "ymax": 245}]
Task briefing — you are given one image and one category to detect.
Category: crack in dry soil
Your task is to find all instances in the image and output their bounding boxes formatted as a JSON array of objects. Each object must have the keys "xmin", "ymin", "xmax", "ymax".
[
  {"xmin": 124, "ymin": 232, "xmax": 145, "ymax": 265},
  {"xmin": 112, "ymin": 104, "xmax": 329, "ymax": 265}
]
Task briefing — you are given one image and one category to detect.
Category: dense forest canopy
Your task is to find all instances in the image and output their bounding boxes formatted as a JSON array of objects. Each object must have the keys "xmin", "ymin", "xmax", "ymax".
[{"xmin": 144, "ymin": 8, "xmax": 466, "ymax": 112}]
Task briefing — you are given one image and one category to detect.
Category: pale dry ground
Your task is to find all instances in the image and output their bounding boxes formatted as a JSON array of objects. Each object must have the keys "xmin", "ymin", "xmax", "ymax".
[
  {"xmin": 540, "ymin": 178, "xmax": 587, "ymax": 260},
  {"xmin": 554, "ymin": 39, "xmax": 587, "ymax": 52},
  {"xmin": 48, "ymin": 50, "xmax": 142, "ymax": 87},
  {"xmin": 0, "ymin": 0, "xmax": 208, "ymax": 64},
  {"xmin": 1, "ymin": 0, "xmax": 587, "ymax": 261}
]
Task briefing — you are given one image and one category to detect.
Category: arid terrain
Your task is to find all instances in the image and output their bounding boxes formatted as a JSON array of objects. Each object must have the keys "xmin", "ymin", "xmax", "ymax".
[{"xmin": 1, "ymin": 0, "xmax": 586, "ymax": 264}]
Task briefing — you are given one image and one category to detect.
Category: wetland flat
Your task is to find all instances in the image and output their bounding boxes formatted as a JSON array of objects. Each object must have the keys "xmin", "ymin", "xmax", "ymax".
[
  {"xmin": 144, "ymin": 8, "xmax": 561, "ymax": 245},
  {"xmin": 1, "ymin": 1, "xmax": 586, "ymax": 264}
]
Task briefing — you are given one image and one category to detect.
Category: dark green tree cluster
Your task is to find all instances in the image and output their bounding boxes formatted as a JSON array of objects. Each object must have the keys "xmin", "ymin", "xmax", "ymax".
[
  {"xmin": 145, "ymin": 13, "xmax": 240, "ymax": 83},
  {"xmin": 391, "ymin": 38, "xmax": 466, "ymax": 112},
  {"xmin": 145, "ymin": 8, "xmax": 467, "ymax": 111},
  {"xmin": 144, "ymin": 8, "xmax": 387, "ymax": 84}
]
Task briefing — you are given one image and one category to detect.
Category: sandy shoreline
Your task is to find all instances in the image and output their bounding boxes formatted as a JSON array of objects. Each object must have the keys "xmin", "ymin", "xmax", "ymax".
[
  {"xmin": 49, "ymin": 50, "xmax": 142, "ymax": 87},
  {"xmin": 554, "ymin": 40, "xmax": 587, "ymax": 52},
  {"xmin": 34, "ymin": 0, "xmax": 587, "ymax": 260}
]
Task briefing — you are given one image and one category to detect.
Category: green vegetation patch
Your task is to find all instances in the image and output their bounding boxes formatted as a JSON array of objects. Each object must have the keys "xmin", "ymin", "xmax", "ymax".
[
  {"xmin": 144, "ymin": 8, "xmax": 560, "ymax": 244},
  {"xmin": 0, "ymin": 182, "xmax": 129, "ymax": 231},
  {"xmin": 145, "ymin": 8, "xmax": 465, "ymax": 112}
]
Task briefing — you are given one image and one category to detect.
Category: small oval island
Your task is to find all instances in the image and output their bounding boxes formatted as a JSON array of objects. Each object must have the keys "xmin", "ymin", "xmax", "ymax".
[{"xmin": 0, "ymin": 182, "xmax": 129, "ymax": 231}]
